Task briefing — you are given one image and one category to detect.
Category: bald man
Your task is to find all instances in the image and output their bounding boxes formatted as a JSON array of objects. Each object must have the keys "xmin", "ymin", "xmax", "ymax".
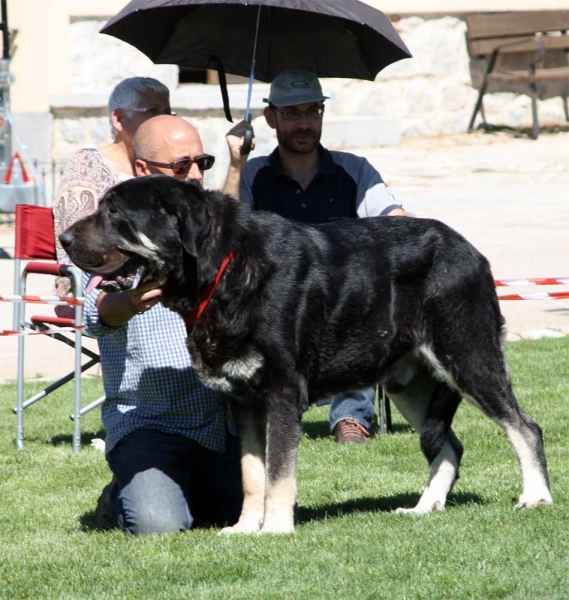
[
  {"xmin": 99, "ymin": 116, "xmax": 250, "ymax": 326},
  {"xmin": 133, "ymin": 114, "xmax": 251, "ymax": 197}
]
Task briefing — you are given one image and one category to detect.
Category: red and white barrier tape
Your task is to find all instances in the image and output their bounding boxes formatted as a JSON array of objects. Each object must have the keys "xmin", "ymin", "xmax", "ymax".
[
  {"xmin": 0, "ymin": 326, "xmax": 85, "ymax": 337},
  {"xmin": 2, "ymin": 276, "xmax": 568, "ymax": 334},
  {"xmin": 495, "ymin": 277, "xmax": 569, "ymax": 287},
  {"xmin": 495, "ymin": 277, "xmax": 569, "ymax": 300},
  {"xmin": 498, "ymin": 291, "xmax": 569, "ymax": 301},
  {"xmin": 0, "ymin": 294, "xmax": 84, "ymax": 306}
]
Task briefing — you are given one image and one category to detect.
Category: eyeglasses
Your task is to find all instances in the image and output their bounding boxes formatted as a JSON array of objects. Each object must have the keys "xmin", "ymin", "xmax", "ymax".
[
  {"xmin": 122, "ymin": 106, "xmax": 177, "ymax": 117},
  {"xmin": 272, "ymin": 106, "xmax": 325, "ymax": 121},
  {"xmin": 142, "ymin": 154, "xmax": 216, "ymax": 175}
]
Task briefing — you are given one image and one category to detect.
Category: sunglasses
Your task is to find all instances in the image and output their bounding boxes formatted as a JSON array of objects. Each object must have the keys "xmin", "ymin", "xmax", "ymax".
[
  {"xmin": 272, "ymin": 106, "xmax": 325, "ymax": 121},
  {"xmin": 142, "ymin": 154, "xmax": 216, "ymax": 175}
]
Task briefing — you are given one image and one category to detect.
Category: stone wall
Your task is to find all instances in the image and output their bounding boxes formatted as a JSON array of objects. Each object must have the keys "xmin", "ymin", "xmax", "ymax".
[{"xmin": 45, "ymin": 15, "xmax": 569, "ymax": 194}]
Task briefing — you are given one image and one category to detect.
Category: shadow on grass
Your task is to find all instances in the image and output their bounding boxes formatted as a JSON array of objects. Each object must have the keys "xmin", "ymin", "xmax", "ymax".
[
  {"xmin": 296, "ymin": 490, "xmax": 484, "ymax": 524},
  {"xmin": 20, "ymin": 428, "xmax": 106, "ymax": 449},
  {"xmin": 302, "ymin": 420, "xmax": 330, "ymax": 439},
  {"xmin": 302, "ymin": 420, "xmax": 412, "ymax": 440},
  {"xmin": 78, "ymin": 490, "xmax": 485, "ymax": 533},
  {"xmin": 79, "ymin": 510, "xmax": 102, "ymax": 532},
  {"xmin": 50, "ymin": 428, "xmax": 106, "ymax": 448},
  {"xmin": 79, "ymin": 510, "xmax": 236, "ymax": 533}
]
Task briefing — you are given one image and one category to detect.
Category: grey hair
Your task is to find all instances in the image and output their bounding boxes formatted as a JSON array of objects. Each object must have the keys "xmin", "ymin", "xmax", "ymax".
[{"xmin": 107, "ymin": 77, "xmax": 170, "ymax": 139}]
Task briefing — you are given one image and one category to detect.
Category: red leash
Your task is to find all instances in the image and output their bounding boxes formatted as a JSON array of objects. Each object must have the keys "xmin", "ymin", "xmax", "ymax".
[{"xmin": 185, "ymin": 250, "xmax": 235, "ymax": 333}]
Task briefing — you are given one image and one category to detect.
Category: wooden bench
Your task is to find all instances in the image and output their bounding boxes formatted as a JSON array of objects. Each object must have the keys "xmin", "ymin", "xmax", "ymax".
[{"xmin": 466, "ymin": 11, "xmax": 569, "ymax": 138}]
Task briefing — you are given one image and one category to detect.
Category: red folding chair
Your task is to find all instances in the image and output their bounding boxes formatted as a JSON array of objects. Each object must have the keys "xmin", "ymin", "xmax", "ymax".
[{"xmin": 12, "ymin": 204, "xmax": 104, "ymax": 452}]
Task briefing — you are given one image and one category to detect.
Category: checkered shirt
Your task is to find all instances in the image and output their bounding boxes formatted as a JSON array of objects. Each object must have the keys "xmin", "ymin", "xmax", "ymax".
[{"xmin": 83, "ymin": 280, "xmax": 234, "ymax": 455}]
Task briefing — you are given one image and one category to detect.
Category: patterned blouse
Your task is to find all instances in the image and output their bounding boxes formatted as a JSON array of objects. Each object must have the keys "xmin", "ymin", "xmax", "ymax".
[{"xmin": 52, "ymin": 148, "xmax": 132, "ymax": 294}]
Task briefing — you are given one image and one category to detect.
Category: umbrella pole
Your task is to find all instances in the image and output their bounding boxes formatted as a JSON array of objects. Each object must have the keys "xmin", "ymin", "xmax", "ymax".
[
  {"xmin": 241, "ymin": 5, "xmax": 262, "ymax": 155},
  {"xmin": 244, "ymin": 5, "xmax": 262, "ymax": 122}
]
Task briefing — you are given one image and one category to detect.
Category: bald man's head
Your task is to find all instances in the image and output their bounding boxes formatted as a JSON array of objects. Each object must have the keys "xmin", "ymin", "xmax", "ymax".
[{"xmin": 133, "ymin": 115, "xmax": 208, "ymax": 184}]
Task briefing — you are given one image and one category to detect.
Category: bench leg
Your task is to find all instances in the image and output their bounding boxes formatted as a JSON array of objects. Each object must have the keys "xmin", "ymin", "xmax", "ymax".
[
  {"xmin": 530, "ymin": 82, "xmax": 540, "ymax": 139},
  {"xmin": 468, "ymin": 51, "xmax": 499, "ymax": 133},
  {"xmin": 563, "ymin": 93, "xmax": 569, "ymax": 122},
  {"xmin": 480, "ymin": 102, "xmax": 488, "ymax": 124},
  {"xmin": 468, "ymin": 89, "xmax": 486, "ymax": 132}
]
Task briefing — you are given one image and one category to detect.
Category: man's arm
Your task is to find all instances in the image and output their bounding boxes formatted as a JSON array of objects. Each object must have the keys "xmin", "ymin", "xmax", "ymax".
[
  {"xmin": 346, "ymin": 154, "xmax": 407, "ymax": 218},
  {"xmin": 387, "ymin": 207, "xmax": 412, "ymax": 217},
  {"xmin": 222, "ymin": 120, "xmax": 255, "ymax": 199}
]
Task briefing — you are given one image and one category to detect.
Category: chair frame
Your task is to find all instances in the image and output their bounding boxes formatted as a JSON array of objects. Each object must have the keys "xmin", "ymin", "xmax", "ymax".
[{"xmin": 12, "ymin": 204, "xmax": 104, "ymax": 453}]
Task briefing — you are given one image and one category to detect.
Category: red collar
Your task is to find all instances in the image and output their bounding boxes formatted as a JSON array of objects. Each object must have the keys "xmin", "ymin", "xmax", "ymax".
[{"xmin": 185, "ymin": 250, "xmax": 235, "ymax": 333}]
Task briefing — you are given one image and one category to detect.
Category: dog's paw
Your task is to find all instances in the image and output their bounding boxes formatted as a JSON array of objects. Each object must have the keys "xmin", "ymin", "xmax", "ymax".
[
  {"xmin": 515, "ymin": 496, "xmax": 553, "ymax": 509},
  {"xmin": 395, "ymin": 501, "xmax": 445, "ymax": 515},
  {"xmin": 219, "ymin": 526, "xmax": 258, "ymax": 535},
  {"xmin": 219, "ymin": 518, "xmax": 262, "ymax": 535},
  {"xmin": 258, "ymin": 523, "xmax": 295, "ymax": 535}
]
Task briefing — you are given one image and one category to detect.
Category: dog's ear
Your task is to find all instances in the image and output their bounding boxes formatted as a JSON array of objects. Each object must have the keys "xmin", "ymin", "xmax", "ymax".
[
  {"xmin": 176, "ymin": 186, "xmax": 211, "ymax": 305},
  {"xmin": 178, "ymin": 188, "xmax": 211, "ymax": 258}
]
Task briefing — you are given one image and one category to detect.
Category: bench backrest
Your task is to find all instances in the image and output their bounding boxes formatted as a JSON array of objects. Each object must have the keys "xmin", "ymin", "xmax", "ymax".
[{"xmin": 466, "ymin": 11, "xmax": 569, "ymax": 57}]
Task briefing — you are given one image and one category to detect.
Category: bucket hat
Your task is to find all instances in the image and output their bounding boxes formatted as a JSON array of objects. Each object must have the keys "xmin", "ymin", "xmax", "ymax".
[{"xmin": 263, "ymin": 69, "xmax": 329, "ymax": 106}]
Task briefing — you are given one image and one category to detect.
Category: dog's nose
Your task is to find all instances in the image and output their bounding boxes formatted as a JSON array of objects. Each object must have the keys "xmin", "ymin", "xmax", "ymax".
[{"xmin": 58, "ymin": 231, "xmax": 75, "ymax": 250}]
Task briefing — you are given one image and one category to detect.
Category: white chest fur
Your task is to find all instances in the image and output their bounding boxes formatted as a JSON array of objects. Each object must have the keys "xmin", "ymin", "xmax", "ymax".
[{"xmin": 193, "ymin": 349, "xmax": 265, "ymax": 394}]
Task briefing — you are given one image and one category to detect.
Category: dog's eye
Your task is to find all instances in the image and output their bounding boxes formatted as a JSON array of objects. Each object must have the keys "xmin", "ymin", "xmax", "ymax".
[{"xmin": 107, "ymin": 206, "xmax": 119, "ymax": 216}]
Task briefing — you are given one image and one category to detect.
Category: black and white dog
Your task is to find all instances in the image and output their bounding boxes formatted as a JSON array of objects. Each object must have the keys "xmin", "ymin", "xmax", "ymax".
[{"xmin": 60, "ymin": 176, "xmax": 552, "ymax": 533}]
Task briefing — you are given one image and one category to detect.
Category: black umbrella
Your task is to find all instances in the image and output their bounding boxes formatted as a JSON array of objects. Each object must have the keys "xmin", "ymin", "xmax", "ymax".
[{"xmin": 101, "ymin": 0, "xmax": 411, "ymax": 151}]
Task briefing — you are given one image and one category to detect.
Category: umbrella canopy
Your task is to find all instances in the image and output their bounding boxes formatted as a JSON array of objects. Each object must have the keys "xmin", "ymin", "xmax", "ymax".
[
  {"xmin": 101, "ymin": 0, "xmax": 412, "ymax": 123},
  {"xmin": 101, "ymin": 0, "xmax": 411, "ymax": 82}
]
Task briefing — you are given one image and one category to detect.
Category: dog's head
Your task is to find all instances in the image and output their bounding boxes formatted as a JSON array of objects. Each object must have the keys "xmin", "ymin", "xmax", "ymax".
[{"xmin": 60, "ymin": 175, "xmax": 211, "ymax": 301}]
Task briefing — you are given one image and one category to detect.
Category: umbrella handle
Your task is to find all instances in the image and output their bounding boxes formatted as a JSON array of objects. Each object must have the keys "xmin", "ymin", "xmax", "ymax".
[{"xmin": 241, "ymin": 129, "xmax": 254, "ymax": 156}]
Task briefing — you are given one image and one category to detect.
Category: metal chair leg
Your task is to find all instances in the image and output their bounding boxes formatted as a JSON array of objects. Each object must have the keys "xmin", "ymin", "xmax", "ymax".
[
  {"xmin": 378, "ymin": 387, "xmax": 392, "ymax": 435},
  {"xmin": 72, "ymin": 328, "xmax": 83, "ymax": 453},
  {"xmin": 16, "ymin": 334, "xmax": 25, "ymax": 450}
]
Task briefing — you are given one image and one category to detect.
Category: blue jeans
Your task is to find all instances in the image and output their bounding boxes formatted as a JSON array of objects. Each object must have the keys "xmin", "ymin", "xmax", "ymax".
[
  {"xmin": 329, "ymin": 387, "xmax": 376, "ymax": 433},
  {"xmin": 107, "ymin": 429, "xmax": 243, "ymax": 535}
]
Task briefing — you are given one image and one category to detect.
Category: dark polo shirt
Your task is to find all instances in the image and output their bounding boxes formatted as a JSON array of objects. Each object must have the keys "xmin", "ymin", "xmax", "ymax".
[{"xmin": 240, "ymin": 145, "xmax": 401, "ymax": 224}]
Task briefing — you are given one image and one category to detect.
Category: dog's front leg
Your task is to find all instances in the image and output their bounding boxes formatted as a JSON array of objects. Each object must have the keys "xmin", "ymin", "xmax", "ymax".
[
  {"xmin": 221, "ymin": 403, "xmax": 266, "ymax": 534},
  {"xmin": 260, "ymin": 395, "xmax": 304, "ymax": 534}
]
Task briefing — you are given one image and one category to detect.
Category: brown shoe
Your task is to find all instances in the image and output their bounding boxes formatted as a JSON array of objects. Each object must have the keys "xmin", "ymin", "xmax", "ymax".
[
  {"xmin": 95, "ymin": 475, "xmax": 118, "ymax": 529},
  {"xmin": 334, "ymin": 419, "xmax": 370, "ymax": 444}
]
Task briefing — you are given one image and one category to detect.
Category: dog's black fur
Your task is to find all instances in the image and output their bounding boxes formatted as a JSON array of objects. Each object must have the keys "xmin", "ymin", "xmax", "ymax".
[{"xmin": 60, "ymin": 175, "xmax": 552, "ymax": 533}]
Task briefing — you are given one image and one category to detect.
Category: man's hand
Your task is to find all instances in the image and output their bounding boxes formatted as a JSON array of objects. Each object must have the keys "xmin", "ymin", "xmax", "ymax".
[
  {"xmin": 226, "ymin": 120, "xmax": 256, "ymax": 165},
  {"xmin": 96, "ymin": 281, "xmax": 163, "ymax": 326},
  {"xmin": 223, "ymin": 120, "xmax": 255, "ymax": 199},
  {"xmin": 126, "ymin": 281, "xmax": 163, "ymax": 315}
]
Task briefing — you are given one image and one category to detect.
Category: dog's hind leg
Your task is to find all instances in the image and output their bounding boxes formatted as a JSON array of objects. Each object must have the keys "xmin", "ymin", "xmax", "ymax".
[
  {"xmin": 504, "ymin": 410, "xmax": 553, "ymax": 509},
  {"xmin": 385, "ymin": 361, "xmax": 464, "ymax": 514},
  {"xmin": 456, "ymin": 369, "xmax": 552, "ymax": 509},
  {"xmin": 221, "ymin": 403, "xmax": 266, "ymax": 534},
  {"xmin": 428, "ymin": 323, "xmax": 552, "ymax": 509}
]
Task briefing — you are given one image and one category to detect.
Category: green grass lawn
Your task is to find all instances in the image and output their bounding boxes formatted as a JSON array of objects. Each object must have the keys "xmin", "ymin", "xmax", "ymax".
[{"xmin": 0, "ymin": 337, "xmax": 568, "ymax": 600}]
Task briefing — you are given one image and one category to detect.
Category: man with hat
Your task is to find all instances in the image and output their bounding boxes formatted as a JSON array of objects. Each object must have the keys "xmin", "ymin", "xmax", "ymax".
[{"xmin": 240, "ymin": 69, "xmax": 409, "ymax": 444}]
